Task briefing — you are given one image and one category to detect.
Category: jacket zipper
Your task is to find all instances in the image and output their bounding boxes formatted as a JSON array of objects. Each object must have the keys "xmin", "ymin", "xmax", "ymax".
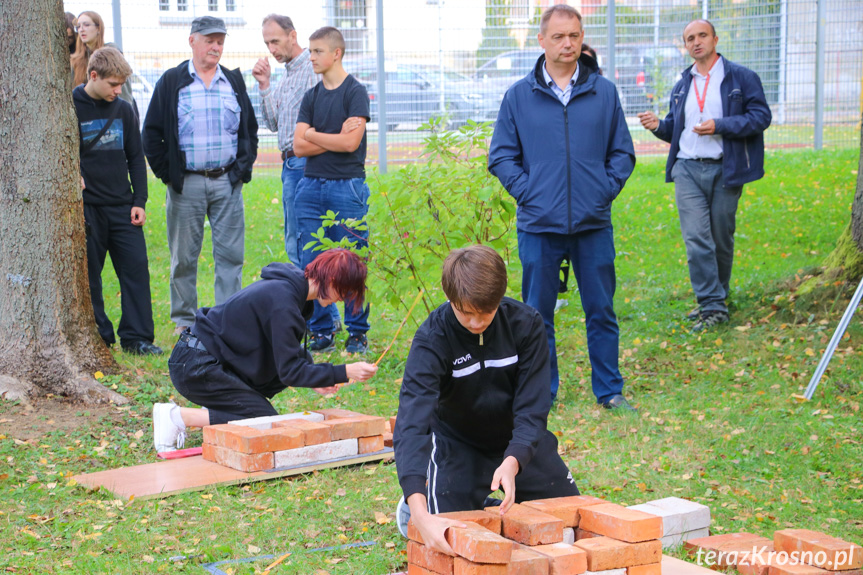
[
  {"xmin": 563, "ymin": 105, "xmax": 572, "ymax": 233},
  {"xmin": 744, "ymin": 140, "xmax": 750, "ymax": 169}
]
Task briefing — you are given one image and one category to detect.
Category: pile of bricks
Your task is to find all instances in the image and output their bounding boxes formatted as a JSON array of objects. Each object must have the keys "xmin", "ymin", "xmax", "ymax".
[
  {"xmin": 685, "ymin": 529, "xmax": 862, "ymax": 575},
  {"xmin": 405, "ymin": 495, "xmax": 671, "ymax": 575},
  {"xmin": 628, "ymin": 497, "xmax": 711, "ymax": 548},
  {"xmin": 201, "ymin": 408, "xmax": 389, "ymax": 472}
]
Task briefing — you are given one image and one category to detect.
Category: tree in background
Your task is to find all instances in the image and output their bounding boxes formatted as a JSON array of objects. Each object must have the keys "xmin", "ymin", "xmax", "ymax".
[{"xmin": 0, "ymin": 0, "xmax": 125, "ymax": 404}]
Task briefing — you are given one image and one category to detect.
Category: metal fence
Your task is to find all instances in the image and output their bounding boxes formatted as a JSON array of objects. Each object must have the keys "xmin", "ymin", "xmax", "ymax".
[{"xmin": 63, "ymin": 0, "xmax": 862, "ymax": 173}]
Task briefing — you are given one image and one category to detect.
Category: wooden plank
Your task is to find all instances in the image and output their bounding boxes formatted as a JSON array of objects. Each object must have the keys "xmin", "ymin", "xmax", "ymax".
[{"xmin": 73, "ymin": 448, "xmax": 394, "ymax": 500}]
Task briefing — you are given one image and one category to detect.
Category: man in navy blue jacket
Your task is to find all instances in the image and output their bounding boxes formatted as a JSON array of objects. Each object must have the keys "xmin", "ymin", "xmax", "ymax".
[
  {"xmin": 489, "ymin": 5, "xmax": 636, "ymax": 410},
  {"xmin": 638, "ymin": 20, "xmax": 771, "ymax": 332}
]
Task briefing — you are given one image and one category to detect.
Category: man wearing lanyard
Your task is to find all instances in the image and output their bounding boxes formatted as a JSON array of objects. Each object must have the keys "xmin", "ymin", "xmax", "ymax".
[
  {"xmin": 252, "ymin": 14, "xmax": 319, "ymax": 266},
  {"xmin": 143, "ymin": 16, "xmax": 258, "ymax": 335},
  {"xmin": 638, "ymin": 19, "xmax": 771, "ymax": 332}
]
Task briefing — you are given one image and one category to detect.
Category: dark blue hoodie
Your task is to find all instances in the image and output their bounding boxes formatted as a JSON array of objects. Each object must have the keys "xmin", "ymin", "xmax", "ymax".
[
  {"xmin": 488, "ymin": 53, "xmax": 636, "ymax": 235},
  {"xmin": 193, "ymin": 263, "xmax": 348, "ymax": 397}
]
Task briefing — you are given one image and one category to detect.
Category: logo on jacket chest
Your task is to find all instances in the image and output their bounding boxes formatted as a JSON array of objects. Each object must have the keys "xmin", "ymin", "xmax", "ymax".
[{"xmin": 453, "ymin": 353, "xmax": 473, "ymax": 366}]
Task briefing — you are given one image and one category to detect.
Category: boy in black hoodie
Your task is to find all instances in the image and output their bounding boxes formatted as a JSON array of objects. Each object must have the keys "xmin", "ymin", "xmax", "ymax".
[
  {"xmin": 73, "ymin": 47, "xmax": 161, "ymax": 355},
  {"xmin": 393, "ymin": 245, "xmax": 579, "ymax": 555}
]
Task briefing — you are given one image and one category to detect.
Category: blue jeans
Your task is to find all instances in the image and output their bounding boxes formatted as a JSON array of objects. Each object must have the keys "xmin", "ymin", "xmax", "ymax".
[
  {"xmin": 518, "ymin": 227, "xmax": 623, "ymax": 403},
  {"xmin": 672, "ymin": 159, "xmax": 742, "ymax": 313},
  {"xmin": 281, "ymin": 155, "xmax": 306, "ymax": 265},
  {"xmin": 296, "ymin": 176, "xmax": 370, "ymax": 335}
]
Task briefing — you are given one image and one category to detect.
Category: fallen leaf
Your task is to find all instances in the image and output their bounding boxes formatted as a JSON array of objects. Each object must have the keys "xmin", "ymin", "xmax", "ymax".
[
  {"xmin": 142, "ymin": 555, "xmax": 154, "ymax": 563},
  {"xmin": 374, "ymin": 511, "xmax": 391, "ymax": 525},
  {"xmin": 94, "ymin": 371, "xmax": 104, "ymax": 379},
  {"xmin": 247, "ymin": 544, "xmax": 260, "ymax": 554},
  {"xmin": 335, "ymin": 488, "xmax": 346, "ymax": 497}
]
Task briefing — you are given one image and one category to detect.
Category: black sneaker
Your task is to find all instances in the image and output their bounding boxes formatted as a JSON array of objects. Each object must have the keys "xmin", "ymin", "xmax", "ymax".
[
  {"xmin": 345, "ymin": 333, "xmax": 368, "ymax": 354},
  {"xmin": 600, "ymin": 394, "xmax": 637, "ymax": 412},
  {"xmin": 692, "ymin": 310, "xmax": 729, "ymax": 333},
  {"xmin": 686, "ymin": 306, "xmax": 701, "ymax": 321},
  {"xmin": 308, "ymin": 332, "xmax": 336, "ymax": 352},
  {"xmin": 122, "ymin": 340, "xmax": 164, "ymax": 355}
]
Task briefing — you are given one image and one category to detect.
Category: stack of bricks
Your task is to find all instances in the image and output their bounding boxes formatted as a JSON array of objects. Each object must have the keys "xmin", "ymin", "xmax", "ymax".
[
  {"xmin": 684, "ymin": 529, "xmax": 861, "ymax": 575},
  {"xmin": 404, "ymin": 495, "xmax": 666, "ymax": 575},
  {"xmin": 574, "ymin": 502, "xmax": 665, "ymax": 575},
  {"xmin": 201, "ymin": 408, "xmax": 388, "ymax": 472},
  {"xmin": 628, "ymin": 497, "xmax": 711, "ymax": 548}
]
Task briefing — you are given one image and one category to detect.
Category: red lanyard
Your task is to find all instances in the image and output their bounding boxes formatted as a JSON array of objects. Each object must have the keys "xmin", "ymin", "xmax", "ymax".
[{"xmin": 692, "ymin": 54, "xmax": 720, "ymax": 114}]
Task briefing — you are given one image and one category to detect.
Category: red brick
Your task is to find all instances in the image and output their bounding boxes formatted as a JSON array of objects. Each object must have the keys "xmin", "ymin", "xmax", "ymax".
[
  {"xmin": 201, "ymin": 443, "xmax": 273, "ymax": 472},
  {"xmin": 321, "ymin": 415, "xmax": 387, "ymax": 440},
  {"xmin": 628, "ymin": 563, "xmax": 662, "ymax": 575},
  {"xmin": 446, "ymin": 523, "xmax": 513, "ymax": 564},
  {"xmin": 271, "ymin": 418, "xmax": 331, "ymax": 445},
  {"xmin": 532, "ymin": 543, "xmax": 588, "ymax": 575},
  {"xmin": 738, "ymin": 552, "xmax": 781, "ymax": 575},
  {"xmin": 685, "ymin": 534, "xmax": 774, "ymax": 568},
  {"xmin": 488, "ymin": 503, "xmax": 564, "ymax": 546},
  {"xmin": 438, "ymin": 510, "xmax": 502, "ymax": 535},
  {"xmin": 768, "ymin": 564, "xmax": 830, "ymax": 575},
  {"xmin": 408, "ymin": 518, "xmax": 425, "ymax": 544},
  {"xmin": 408, "ymin": 564, "xmax": 439, "ymax": 575},
  {"xmin": 522, "ymin": 496, "xmax": 608, "ymax": 528},
  {"xmin": 384, "ymin": 432, "xmax": 394, "ymax": 447},
  {"xmin": 579, "ymin": 504, "xmax": 663, "ymax": 543},
  {"xmin": 574, "ymin": 537, "xmax": 662, "ymax": 570},
  {"xmin": 576, "ymin": 528, "xmax": 601, "ymax": 541},
  {"xmin": 774, "ymin": 530, "xmax": 863, "ymax": 571},
  {"xmin": 453, "ymin": 557, "xmax": 507, "ymax": 575},
  {"xmin": 203, "ymin": 423, "xmax": 303, "ymax": 454},
  {"xmin": 313, "ymin": 408, "xmax": 365, "ymax": 420},
  {"xmin": 358, "ymin": 435, "xmax": 385, "ymax": 454},
  {"xmin": 509, "ymin": 546, "xmax": 550, "ymax": 575},
  {"xmin": 389, "ymin": 415, "xmax": 398, "ymax": 433},
  {"xmin": 408, "ymin": 540, "xmax": 454, "ymax": 575}
]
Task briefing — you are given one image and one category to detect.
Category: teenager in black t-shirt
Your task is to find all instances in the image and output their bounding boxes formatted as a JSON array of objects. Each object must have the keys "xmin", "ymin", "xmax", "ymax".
[{"xmin": 294, "ymin": 26, "xmax": 372, "ymax": 355}]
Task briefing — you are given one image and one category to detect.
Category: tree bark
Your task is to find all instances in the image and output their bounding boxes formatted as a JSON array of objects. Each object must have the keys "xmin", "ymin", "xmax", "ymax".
[
  {"xmin": 851, "ymin": 118, "xmax": 863, "ymax": 252},
  {"xmin": 0, "ymin": 0, "xmax": 126, "ymax": 404}
]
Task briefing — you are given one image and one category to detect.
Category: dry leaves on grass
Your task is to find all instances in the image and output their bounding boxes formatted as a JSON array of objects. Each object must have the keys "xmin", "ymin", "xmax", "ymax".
[{"xmin": 374, "ymin": 511, "xmax": 391, "ymax": 524}]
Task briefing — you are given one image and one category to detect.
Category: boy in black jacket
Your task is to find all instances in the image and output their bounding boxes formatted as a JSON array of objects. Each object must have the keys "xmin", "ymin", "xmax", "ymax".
[
  {"xmin": 393, "ymin": 245, "xmax": 579, "ymax": 555},
  {"xmin": 73, "ymin": 47, "xmax": 161, "ymax": 355}
]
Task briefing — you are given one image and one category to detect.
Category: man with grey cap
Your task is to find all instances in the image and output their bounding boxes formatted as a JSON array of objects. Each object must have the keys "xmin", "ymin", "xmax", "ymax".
[{"xmin": 143, "ymin": 16, "xmax": 258, "ymax": 335}]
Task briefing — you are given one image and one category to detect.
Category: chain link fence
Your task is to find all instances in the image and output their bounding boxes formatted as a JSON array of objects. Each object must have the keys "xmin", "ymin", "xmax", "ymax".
[{"xmin": 63, "ymin": 0, "xmax": 862, "ymax": 173}]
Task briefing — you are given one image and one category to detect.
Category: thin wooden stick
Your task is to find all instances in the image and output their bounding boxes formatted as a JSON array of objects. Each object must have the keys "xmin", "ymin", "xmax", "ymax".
[
  {"xmin": 374, "ymin": 289, "xmax": 425, "ymax": 367},
  {"xmin": 261, "ymin": 552, "xmax": 291, "ymax": 575}
]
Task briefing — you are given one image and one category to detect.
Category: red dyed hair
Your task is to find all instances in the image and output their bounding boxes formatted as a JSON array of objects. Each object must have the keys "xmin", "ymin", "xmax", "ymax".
[{"xmin": 304, "ymin": 249, "xmax": 367, "ymax": 312}]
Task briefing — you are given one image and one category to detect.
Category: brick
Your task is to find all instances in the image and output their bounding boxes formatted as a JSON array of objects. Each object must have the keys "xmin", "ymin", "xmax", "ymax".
[
  {"xmin": 272, "ymin": 418, "xmax": 331, "ymax": 445},
  {"xmin": 579, "ymin": 504, "xmax": 663, "ymax": 543},
  {"xmin": 313, "ymin": 408, "xmax": 365, "ymax": 420},
  {"xmin": 628, "ymin": 563, "xmax": 661, "ymax": 575},
  {"xmin": 203, "ymin": 424, "xmax": 303, "ymax": 454},
  {"xmin": 774, "ymin": 530, "xmax": 863, "ymax": 571},
  {"xmin": 509, "ymin": 546, "xmax": 550, "ymax": 575},
  {"xmin": 489, "ymin": 503, "xmax": 564, "ymax": 546},
  {"xmin": 227, "ymin": 411, "xmax": 324, "ymax": 430},
  {"xmin": 358, "ymin": 435, "xmax": 385, "ymax": 454},
  {"xmin": 453, "ymin": 557, "xmax": 507, "ymax": 575},
  {"xmin": 523, "ymin": 496, "xmax": 608, "ymax": 528},
  {"xmin": 685, "ymin": 534, "xmax": 774, "ymax": 568},
  {"xmin": 768, "ymin": 564, "xmax": 830, "ymax": 575},
  {"xmin": 273, "ymin": 438, "xmax": 358, "ymax": 468},
  {"xmin": 574, "ymin": 537, "xmax": 662, "ymax": 570},
  {"xmin": 321, "ymin": 415, "xmax": 387, "ymax": 440},
  {"xmin": 564, "ymin": 529, "xmax": 576, "ymax": 545},
  {"xmin": 577, "ymin": 529, "xmax": 602, "ymax": 541},
  {"xmin": 662, "ymin": 528, "xmax": 710, "ymax": 549},
  {"xmin": 532, "ymin": 543, "xmax": 588, "ymax": 575},
  {"xmin": 408, "ymin": 564, "xmax": 439, "ymax": 575},
  {"xmin": 439, "ymin": 510, "xmax": 502, "ymax": 535},
  {"xmin": 446, "ymin": 523, "xmax": 513, "ymax": 564},
  {"xmin": 384, "ymin": 432, "xmax": 394, "ymax": 447},
  {"xmin": 628, "ymin": 498, "xmax": 711, "ymax": 536},
  {"xmin": 389, "ymin": 415, "xmax": 398, "ymax": 432},
  {"xmin": 738, "ymin": 552, "xmax": 782, "ymax": 575},
  {"xmin": 408, "ymin": 540, "xmax": 454, "ymax": 575},
  {"xmin": 201, "ymin": 443, "xmax": 273, "ymax": 472}
]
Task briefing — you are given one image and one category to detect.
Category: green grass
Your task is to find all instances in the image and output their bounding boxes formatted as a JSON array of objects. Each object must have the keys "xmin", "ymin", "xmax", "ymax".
[{"xmin": 2, "ymin": 148, "xmax": 862, "ymax": 574}]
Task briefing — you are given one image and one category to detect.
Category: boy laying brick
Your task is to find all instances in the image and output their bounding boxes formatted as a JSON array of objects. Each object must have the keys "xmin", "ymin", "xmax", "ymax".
[{"xmin": 393, "ymin": 245, "xmax": 579, "ymax": 555}]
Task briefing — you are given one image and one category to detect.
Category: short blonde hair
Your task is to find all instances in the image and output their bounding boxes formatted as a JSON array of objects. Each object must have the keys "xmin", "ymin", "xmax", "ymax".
[{"xmin": 87, "ymin": 46, "xmax": 132, "ymax": 80}]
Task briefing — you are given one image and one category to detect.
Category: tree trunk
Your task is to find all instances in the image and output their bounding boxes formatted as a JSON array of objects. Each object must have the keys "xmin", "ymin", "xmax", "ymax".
[
  {"xmin": 851, "ymin": 119, "xmax": 863, "ymax": 253},
  {"xmin": 0, "ymin": 0, "xmax": 126, "ymax": 404}
]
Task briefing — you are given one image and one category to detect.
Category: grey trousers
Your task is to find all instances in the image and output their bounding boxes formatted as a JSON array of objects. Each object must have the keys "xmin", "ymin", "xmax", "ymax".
[
  {"xmin": 672, "ymin": 159, "xmax": 742, "ymax": 314},
  {"xmin": 166, "ymin": 174, "xmax": 245, "ymax": 327}
]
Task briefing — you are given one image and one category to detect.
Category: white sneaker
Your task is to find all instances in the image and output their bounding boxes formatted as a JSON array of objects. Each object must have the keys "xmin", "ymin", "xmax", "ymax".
[
  {"xmin": 153, "ymin": 403, "xmax": 186, "ymax": 453},
  {"xmin": 396, "ymin": 495, "xmax": 411, "ymax": 538}
]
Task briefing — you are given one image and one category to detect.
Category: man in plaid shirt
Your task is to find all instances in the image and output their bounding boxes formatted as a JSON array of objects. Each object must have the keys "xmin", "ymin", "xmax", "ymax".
[
  {"xmin": 143, "ymin": 16, "xmax": 258, "ymax": 335},
  {"xmin": 253, "ymin": 14, "xmax": 319, "ymax": 266}
]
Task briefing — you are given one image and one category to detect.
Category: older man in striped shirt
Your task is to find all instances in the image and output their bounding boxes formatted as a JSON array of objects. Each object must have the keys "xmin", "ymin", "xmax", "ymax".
[
  {"xmin": 143, "ymin": 16, "xmax": 258, "ymax": 335},
  {"xmin": 253, "ymin": 14, "xmax": 319, "ymax": 265}
]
